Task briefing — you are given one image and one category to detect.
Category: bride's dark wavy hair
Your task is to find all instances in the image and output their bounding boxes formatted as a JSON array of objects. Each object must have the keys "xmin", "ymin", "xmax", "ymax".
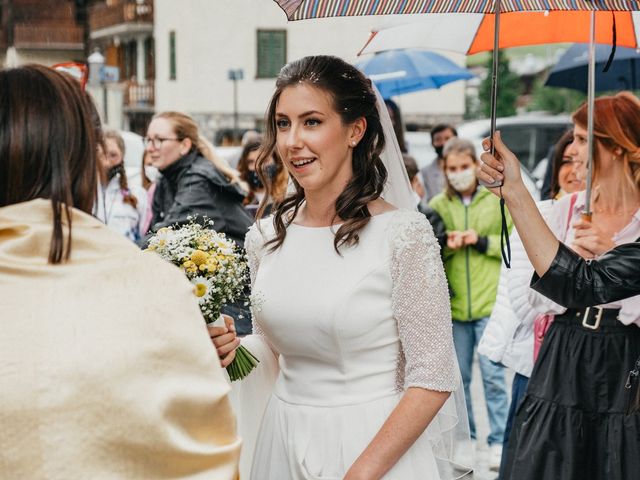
[{"xmin": 256, "ymin": 55, "xmax": 387, "ymax": 253}]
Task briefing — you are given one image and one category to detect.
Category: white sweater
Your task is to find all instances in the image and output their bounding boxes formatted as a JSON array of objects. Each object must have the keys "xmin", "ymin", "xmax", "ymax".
[{"xmin": 478, "ymin": 200, "xmax": 555, "ymax": 377}]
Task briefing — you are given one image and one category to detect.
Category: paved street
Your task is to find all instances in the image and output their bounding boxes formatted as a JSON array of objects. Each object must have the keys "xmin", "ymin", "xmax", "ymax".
[{"xmin": 463, "ymin": 358, "xmax": 514, "ymax": 480}]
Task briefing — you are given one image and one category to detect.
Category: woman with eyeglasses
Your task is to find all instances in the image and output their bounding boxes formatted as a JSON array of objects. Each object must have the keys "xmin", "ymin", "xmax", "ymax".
[{"xmin": 142, "ymin": 112, "xmax": 253, "ymax": 247}]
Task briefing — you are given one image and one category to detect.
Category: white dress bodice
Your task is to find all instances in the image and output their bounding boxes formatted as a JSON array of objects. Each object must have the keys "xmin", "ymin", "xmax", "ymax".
[
  {"xmin": 248, "ymin": 209, "xmax": 458, "ymax": 402},
  {"xmin": 240, "ymin": 209, "xmax": 466, "ymax": 480},
  {"xmin": 255, "ymin": 216, "xmax": 399, "ymax": 406}
]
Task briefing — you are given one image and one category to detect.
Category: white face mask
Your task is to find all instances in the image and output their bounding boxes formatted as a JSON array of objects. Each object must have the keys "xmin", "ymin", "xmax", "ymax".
[
  {"xmin": 447, "ymin": 167, "xmax": 477, "ymax": 192},
  {"xmin": 144, "ymin": 165, "xmax": 162, "ymax": 184}
]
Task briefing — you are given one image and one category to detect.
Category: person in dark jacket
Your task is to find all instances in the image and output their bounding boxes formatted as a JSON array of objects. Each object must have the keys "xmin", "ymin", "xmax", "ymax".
[
  {"xmin": 478, "ymin": 92, "xmax": 640, "ymax": 480},
  {"xmin": 143, "ymin": 111, "xmax": 253, "ymax": 248},
  {"xmin": 531, "ymin": 239, "xmax": 640, "ymax": 306},
  {"xmin": 143, "ymin": 112, "xmax": 254, "ymax": 336},
  {"xmin": 479, "ymin": 133, "xmax": 640, "ymax": 307}
]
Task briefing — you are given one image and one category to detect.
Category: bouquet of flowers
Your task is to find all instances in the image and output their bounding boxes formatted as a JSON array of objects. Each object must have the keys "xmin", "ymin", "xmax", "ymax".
[{"xmin": 146, "ymin": 217, "xmax": 258, "ymax": 381}]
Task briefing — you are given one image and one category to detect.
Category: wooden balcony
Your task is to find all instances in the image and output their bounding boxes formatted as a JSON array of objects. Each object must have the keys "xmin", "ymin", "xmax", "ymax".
[
  {"xmin": 13, "ymin": 23, "xmax": 84, "ymax": 50},
  {"xmin": 125, "ymin": 79, "xmax": 154, "ymax": 109},
  {"xmin": 13, "ymin": 1, "xmax": 77, "ymax": 23},
  {"xmin": 89, "ymin": 0, "xmax": 153, "ymax": 33}
]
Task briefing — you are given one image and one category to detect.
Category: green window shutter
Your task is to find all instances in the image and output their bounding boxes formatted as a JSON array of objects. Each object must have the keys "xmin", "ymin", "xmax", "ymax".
[
  {"xmin": 257, "ymin": 30, "xmax": 286, "ymax": 79},
  {"xmin": 169, "ymin": 31, "xmax": 176, "ymax": 80}
]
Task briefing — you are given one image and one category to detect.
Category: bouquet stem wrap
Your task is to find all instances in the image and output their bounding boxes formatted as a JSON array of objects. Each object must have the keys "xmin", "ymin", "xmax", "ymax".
[{"xmin": 209, "ymin": 316, "xmax": 260, "ymax": 382}]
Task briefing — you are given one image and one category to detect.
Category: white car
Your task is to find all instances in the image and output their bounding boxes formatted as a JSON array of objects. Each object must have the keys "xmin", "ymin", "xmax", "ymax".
[
  {"xmin": 404, "ymin": 131, "xmax": 436, "ymax": 170},
  {"xmin": 215, "ymin": 146, "xmax": 243, "ymax": 170},
  {"xmin": 404, "ymin": 115, "xmax": 572, "ymax": 199},
  {"xmin": 457, "ymin": 114, "xmax": 572, "ymax": 176}
]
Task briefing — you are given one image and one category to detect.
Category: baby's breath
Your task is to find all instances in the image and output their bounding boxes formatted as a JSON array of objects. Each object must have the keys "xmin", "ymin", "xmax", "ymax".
[{"xmin": 145, "ymin": 217, "xmax": 249, "ymax": 323}]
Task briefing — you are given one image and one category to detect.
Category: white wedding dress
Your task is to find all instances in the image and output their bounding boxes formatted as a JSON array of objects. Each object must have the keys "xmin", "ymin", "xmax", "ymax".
[{"xmin": 237, "ymin": 209, "xmax": 469, "ymax": 480}]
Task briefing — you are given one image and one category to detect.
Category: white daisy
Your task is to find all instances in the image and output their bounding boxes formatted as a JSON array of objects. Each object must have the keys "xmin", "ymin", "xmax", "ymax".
[{"xmin": 191, "ymin": 276, "xmax": 214, "ymax": 304}]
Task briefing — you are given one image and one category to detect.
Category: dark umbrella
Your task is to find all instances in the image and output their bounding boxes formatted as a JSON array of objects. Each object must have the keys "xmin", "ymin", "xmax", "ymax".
[{"xmin": 545, "ymin": 43, "xmax": 640, "ymax": 92}]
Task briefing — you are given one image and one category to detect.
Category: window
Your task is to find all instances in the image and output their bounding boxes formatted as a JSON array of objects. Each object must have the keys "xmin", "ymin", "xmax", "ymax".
[
  {"xmin": 256, "ymin": 29, "xmax": 286, "ymax": 79},
  {"xmin": 145, "ymin": 36, "xmax": 155, "ymax": 80},
  {"xmin": 169, "ymin": 31, "xmax": 176, "ymax": 80}
]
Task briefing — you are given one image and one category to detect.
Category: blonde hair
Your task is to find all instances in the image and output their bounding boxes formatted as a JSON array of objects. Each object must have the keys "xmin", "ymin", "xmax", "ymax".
[
  {"xmin": 153, "ymin": 111, "xmax": 242, "ymax": 185},
  {"xmin": 197, "ymin": 134, "xmax": 245, "ymax": 187}
]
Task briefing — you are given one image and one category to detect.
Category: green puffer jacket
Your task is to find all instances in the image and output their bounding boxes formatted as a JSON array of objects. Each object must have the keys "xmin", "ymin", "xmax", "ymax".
[{"xmin": 429, "ymin": 187, "xmax": 512, "ymax": 321}]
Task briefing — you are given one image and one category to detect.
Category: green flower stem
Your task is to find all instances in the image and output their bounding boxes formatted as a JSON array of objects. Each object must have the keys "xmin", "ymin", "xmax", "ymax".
[{"xmin": 226, "ymin": 344, "xmax": 260, "ymax": 382}]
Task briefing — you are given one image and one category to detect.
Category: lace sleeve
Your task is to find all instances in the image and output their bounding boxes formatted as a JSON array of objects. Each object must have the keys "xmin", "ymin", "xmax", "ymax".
[
  {"xmin": 245, "ymin": 222, "xmax": 269, "ymax": 339},
  {"xmin": 390, "ymin": 210, "xmax": 458, "ymax": 392}
]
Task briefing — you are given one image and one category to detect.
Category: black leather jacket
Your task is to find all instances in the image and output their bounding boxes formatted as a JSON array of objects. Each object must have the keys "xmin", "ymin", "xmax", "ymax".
[
  {"xmin": 144, "ymin": 151, "xmax": 253, "ymax": 247},
  {"xmin": 530, "ymin": 239, "xmax": 640, "ymax": 308}
]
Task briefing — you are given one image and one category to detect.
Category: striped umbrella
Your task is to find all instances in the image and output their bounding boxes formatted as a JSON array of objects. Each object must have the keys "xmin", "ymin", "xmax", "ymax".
[
  {"xmin": 357, "ymin": 11, "xmax": 640, "ymax": 220},
  {"xmin": 358, "ymin": 12, "xmax": 640, "ymax": 56},
  {"xmin": 274, "ymin": 0, "xmax": 640, "ymax": 219},
  {"xmin": 275, "ymin": 0, "xmax": 640, "ymax": 18}
]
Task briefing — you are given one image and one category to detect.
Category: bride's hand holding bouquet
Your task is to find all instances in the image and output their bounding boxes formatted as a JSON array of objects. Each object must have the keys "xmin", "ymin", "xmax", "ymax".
[{"xmin": 209, "ymin": 314, "xmax": 241, "ymax": 367}]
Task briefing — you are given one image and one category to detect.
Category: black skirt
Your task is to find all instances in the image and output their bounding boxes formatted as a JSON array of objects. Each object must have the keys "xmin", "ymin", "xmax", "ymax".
[{"xmin": 502, "ymin": 308, "xmax": 640, "ymax": 480}]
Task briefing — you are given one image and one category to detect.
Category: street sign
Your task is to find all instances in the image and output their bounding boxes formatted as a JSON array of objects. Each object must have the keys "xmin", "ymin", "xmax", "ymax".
[
  {"xmin": 227, "ymin": 69, "xmax": 244, "ymax": 80},
  {"xmin": 101, "ymin": 66, "xmax": 120, "ymax": 83}
]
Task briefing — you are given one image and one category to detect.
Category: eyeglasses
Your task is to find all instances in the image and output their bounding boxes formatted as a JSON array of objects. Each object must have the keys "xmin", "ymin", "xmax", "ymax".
[{"xmin": 143, "ymin": 136, "xmax": 180, "ymax": 149}]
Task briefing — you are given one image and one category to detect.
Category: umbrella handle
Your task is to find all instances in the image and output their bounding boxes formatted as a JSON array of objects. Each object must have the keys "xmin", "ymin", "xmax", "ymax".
[
  {"xmin": 478, "ymin": 0, "xmax": 503, "ymax": 189},
  {"xmin": 581, "ymin": 212, "xmax": 592, "ymax": 223}
]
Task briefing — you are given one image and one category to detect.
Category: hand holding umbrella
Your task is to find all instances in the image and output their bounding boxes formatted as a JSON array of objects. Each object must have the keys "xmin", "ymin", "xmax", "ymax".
[
  {"xmin": 479, "ymin": 131, "xmax": 523, "ymax": 199},
  {"xmin": 572, "ymin": 218, "xmax": 616, "ymax": 259},
  {"xmin": 478, "ymin": 131, "xmax": 561, "ymax": 275}
]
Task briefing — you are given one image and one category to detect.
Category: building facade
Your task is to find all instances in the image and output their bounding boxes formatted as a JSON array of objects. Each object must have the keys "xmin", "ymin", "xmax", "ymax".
[
  {"xmin": 0, "ymin": 0, "xmax": 84, "ymax": 68},
  {"xmin": 154, "ymin": 0, "xmax": 467, "ymax": 144},
  {"xmin": 87, "ymin": 0, "xmax": 155, "ymax": 133},
  {"xmin": 0, "ymin": 0, "xmax": 155, "ymax": 133},
  {"xmin": 1, "ymin": 1, "xmax": 468, "ymax": 140}
]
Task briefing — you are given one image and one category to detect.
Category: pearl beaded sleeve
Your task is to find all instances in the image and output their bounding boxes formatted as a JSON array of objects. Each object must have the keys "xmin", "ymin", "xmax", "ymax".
[
  {"xmin": 245, "ymin": 222, "xmax": 271, "ymax": 342},
  {"xmin": 389, "ymin": 210, "xmax": 458, "ymax": 392}
]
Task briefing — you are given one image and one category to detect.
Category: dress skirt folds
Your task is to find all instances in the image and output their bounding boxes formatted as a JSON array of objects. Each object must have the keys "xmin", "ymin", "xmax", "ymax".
[
  {"xmin": 252, "ymin": 392, "xmax": 441, "ymax": 480},
  {"xmin": 238, "ymin": 211, "xmax": 473, "ymax": 480},
  {"xmin": 502, "ymin": 308, "xmax": 640, "ymax": 480}
]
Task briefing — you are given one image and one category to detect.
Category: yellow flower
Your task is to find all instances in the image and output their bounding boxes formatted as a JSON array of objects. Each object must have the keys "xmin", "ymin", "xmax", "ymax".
[{"xmin": 191, "ymin": 250, "xmax": 209, "ymax": 266}]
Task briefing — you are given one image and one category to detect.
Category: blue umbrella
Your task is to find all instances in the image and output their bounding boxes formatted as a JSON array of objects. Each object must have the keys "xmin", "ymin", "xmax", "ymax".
[
  {"xmin": 355, "ymin": 49, "xmax": 474, "ymax": 99},
  {"xmin": 545, "ymin": 43, "xmax": 640, "ymax": 92}
]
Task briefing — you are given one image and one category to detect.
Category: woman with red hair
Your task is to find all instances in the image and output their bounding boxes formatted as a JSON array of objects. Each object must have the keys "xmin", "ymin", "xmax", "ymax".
[{"xmin": 483, "ymin": 92, "xmax": 640, "ymax": 480}]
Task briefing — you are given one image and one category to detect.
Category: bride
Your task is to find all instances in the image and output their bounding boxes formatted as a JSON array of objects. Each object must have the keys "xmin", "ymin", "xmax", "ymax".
[{"xmin": 214, "ymin": 55, "xmax": 470, "ymax": 480}]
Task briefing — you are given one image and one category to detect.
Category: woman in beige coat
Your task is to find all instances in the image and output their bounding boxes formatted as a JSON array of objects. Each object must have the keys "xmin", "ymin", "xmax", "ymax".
[{"xmin": 0, "ymin": 65, "xmax": 240, "ymax": 478}]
